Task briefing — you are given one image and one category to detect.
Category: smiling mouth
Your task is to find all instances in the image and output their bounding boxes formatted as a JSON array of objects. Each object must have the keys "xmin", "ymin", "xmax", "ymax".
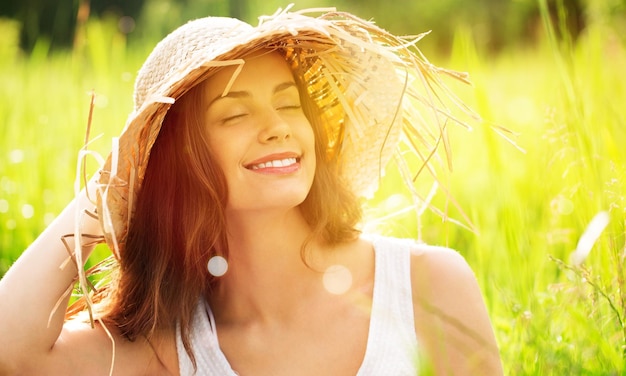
[{"xmin": 247, "ymin": 157, "xmax": 299, "ymax": 170}]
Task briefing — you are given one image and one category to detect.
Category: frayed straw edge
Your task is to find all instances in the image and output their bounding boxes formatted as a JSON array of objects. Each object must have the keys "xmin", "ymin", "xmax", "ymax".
[
  {"xmin": 394, "ymin": 153, "xmax": 439, "ymax": 242},
  {"xmin": 402, "ymin": 119, "xmax": 478, "ymax": 233},
  {"xmin": 100, "ymin": 319, "xmax": 116, "ymax": 376},
  {"xmin": 258, "ymin": 3, "xmax": 296, "ymax": 24},
  {"xmin": 101, "ymin": 137, "xmax": 122, "ymax": 260},
  {"xmin": 70, "ymin": 92, "xmax": 119, "ymax": 375},
  {"xmin": 258, "ymin": 4, "xmax": 338, "ymax": 25},
  {"xmin": 72, "ymin": 142, "xmax": 106, "ymax": 328}
]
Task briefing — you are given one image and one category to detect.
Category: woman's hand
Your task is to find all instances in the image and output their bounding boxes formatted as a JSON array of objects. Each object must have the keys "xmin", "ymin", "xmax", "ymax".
[{"xmin": 0, "ymin": 174, "xmax": 103, "ymax": 373}]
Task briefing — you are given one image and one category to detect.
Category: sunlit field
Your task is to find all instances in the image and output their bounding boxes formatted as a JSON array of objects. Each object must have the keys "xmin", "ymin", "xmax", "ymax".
[{"xmin": 1, "ymin": 5, "xmax": 625, "ymax": 375}]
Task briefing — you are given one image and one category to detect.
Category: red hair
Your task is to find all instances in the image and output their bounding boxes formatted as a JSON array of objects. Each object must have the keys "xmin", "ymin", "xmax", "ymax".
[{"xmin": 94, "ymin": 54, "xmax": 362, "ymax": 366}]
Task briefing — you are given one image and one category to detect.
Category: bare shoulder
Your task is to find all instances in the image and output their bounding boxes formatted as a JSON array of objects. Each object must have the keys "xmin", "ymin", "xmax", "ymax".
[
  {"xmin": 408, "ymin": 243, "xmax": 503, "ymax": 375},
  {"xmin": 409, "ymin": 244, "xmax": 477, "ymax": 291},
  {"xmin": 23, "ymin": 319, "xmax": 177, "ymax": 376},
  {"xmin": 408, "ymin": 244, "xmax": 486, "ymax": 335}
]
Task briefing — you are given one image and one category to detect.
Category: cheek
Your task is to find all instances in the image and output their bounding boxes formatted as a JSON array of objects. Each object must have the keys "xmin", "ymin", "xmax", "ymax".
[
  {"xmin": 304, "ymin": 125, "xmax": 316, "ymax": 165},
  {"xmin": 302, "ymin": 127, "xmax": 317, "ymax": 183},
  {"xmin": 206, "ymin": 136, "xmax": 236, "ymax": 177},
  {"xmin": 297, "ymin": 119, "xmax": 315, "ymax": 150}
]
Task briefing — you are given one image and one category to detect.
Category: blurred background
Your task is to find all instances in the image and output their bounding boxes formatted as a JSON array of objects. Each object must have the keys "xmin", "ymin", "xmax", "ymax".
[
  {"xmin": 0, "ymin": 0, "xmax": 596, "ymax": 54},
  {"xmin": 1, "ymin": 0, "xmax": 625, "ymax": 374}
]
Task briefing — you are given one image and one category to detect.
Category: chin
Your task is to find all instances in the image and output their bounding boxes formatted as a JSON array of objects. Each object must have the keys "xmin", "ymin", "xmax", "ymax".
[{"xmin": 228, "ymin": 191, "xmax": 310, "ymax": 212}]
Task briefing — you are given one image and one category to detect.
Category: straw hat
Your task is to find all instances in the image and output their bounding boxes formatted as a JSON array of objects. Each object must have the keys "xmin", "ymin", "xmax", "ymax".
[{"xmin": 96, "ymin": 6, "xmax": 473, "ymax": 258}]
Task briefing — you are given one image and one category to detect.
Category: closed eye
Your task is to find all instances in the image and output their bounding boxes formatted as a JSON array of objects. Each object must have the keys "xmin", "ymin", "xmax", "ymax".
[
  {"xmin": 277, "ymin": 105, "xmax": 302, "ymax": 111},
  {"xmin": 222, "ymin": 113, "xmax": 248, "ymax": 123}
]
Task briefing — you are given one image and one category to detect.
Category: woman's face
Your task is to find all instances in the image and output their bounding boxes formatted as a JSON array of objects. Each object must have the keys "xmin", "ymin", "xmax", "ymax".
[{"xmin": 202, "ymin": 51, "xmax": 316, "ymax": 213}]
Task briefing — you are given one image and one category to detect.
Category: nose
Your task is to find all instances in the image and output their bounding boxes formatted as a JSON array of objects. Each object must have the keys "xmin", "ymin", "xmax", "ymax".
[{"xmin": 258, "ymin": 109, "xmax": 291, "ymax": 143}]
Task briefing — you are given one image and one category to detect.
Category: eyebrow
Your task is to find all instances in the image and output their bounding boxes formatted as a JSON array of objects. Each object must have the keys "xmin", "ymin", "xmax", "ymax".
[{"xmin": 207, "ymin": 81, "xmax": 298, "ymax": 109}]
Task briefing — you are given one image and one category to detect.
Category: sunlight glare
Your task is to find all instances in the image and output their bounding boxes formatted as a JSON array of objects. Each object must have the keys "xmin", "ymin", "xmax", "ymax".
[
  {"xmin": 9, "ymin": 149, "xmax": 23, "ymax": 164},
  {"xmin": 21, "ymin": 204, "xmax": 34, "ymax": 219},
  {"xmin": 323, "ymin": 264, "xmax": 353, "ymax": 295}
]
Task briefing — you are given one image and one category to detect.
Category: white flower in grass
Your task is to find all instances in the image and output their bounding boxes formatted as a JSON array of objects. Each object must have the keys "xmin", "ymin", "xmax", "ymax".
[{"xmin": 570, "ymin": 211, "xmax": 610, "ymax": 266}]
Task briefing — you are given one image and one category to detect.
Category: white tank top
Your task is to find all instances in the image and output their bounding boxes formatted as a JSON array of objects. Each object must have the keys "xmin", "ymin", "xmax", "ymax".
[{"xmin": 176, "ymin": 235, "xmax": 420, "ymax": 375}]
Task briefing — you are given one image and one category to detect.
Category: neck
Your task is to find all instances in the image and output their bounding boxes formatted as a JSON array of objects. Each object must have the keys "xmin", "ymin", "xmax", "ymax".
[{"xmin": 209, "ymin": 207, "xmax": 327, "ymax": 325}]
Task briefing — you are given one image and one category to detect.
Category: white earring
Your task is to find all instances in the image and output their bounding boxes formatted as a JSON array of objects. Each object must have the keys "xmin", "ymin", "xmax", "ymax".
[{"xmin": 207, "ymin": 255, "xmax": 228, "ymax": 277}]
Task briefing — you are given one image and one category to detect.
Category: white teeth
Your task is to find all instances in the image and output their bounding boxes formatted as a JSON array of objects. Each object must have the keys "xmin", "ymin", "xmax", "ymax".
[{"xmin": 250, "ymin": 157, "xmax": 297, "ymax": 170}]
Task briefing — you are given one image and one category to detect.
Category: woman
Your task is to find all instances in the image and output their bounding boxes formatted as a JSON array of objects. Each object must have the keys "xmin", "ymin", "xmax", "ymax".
[{"xmin": 0, "ymin": 7, "xmax": 503, "ymax": 375}]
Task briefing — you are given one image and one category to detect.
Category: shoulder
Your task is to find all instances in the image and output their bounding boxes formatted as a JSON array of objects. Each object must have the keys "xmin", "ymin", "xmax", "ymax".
[
  {"xmin": 406, "ymin": 242, "xmax": 504, "ymax": 375},
  {"xmin": 409, "ymin": 243, "xmax": 476, "ymax": 289},
  {"xmin": 407, "ymin": 243, "xmax": 485, "ymax": 328},
  {"xmin": 367, "ymin": 234, "xmax": 472, "ymax": 276},
  {"xmin": 365, "ymin": 235, "xmax": 480, "ymax": 311},
  {"xmin": 25, "ymin": 319, "xmax": 178, "ymax": 376},
  {"xmin": 364, "ymin": 234, "xmax": 472, "ymax": 279}
]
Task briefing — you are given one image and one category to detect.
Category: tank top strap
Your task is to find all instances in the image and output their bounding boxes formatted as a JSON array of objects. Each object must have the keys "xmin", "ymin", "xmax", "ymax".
[
  {"xmin": 176, "ymin": 300, "xmax": 237, "ymax": 375},
  {"xmin": 357, "ymin": 235, "xmax": 420, "ymax": 375}
]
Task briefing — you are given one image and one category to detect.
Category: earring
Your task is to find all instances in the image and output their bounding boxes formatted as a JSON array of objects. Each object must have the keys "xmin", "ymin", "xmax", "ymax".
[{"xmin": 207, "ymin": 255, "xmax": 228, "ymax": 277}]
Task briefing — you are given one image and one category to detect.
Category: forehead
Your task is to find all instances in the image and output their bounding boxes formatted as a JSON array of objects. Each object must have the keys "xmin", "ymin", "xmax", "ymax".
[{"xmin": 202, "ymin": 50, "xmax": 294, "ymax": 98}]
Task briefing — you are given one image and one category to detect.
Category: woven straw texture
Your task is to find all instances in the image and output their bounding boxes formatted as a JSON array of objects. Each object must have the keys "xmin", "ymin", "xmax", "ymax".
[{"xmin": 96, "ymin": 7, "xmax": 473, "ymax": 258}]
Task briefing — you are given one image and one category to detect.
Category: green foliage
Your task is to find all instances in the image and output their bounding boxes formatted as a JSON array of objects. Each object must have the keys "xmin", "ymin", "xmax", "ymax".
[
  {"xmin": 368, "ymin": 1, "xmax": 626, "ymax": 373},
  {"xmin": 0, "ymin": 18, "xmax": 137, "ymax": 274},
  {"xmin": 0, "ymin": 18, "xmax": 21, "ymax": 64},
  {"xmin": 1, "ymin": 2, "xmax": 626, "ymax": 374}
]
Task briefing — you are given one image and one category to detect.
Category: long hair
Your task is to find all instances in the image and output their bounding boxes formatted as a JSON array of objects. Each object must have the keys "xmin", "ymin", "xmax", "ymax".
[
  {"xmin": 99, "ymin": 54, "xmax": 363, "ymax": 365},
  {"xmin": 100, "ymin": 81, "xmax": 229, "ymax": 363}
]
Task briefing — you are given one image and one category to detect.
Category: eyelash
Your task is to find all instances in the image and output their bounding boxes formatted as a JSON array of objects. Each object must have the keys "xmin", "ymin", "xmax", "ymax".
[
  {"xmin": 278, "ymin": 105, "xmax": 302, "ymax": 111},
  {"xmin": 223, "ymin": 113, "xmax": 247, "ymax": 123},
  {"xmin": 221, "ymin": 104, "xmax": 302, "ymax": 124}
]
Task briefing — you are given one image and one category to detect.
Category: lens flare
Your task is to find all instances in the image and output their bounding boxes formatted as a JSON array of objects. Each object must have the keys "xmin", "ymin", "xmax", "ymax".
[{"xmin": 323, "ymin": 264, "xmax": 352, "ymax": 295}]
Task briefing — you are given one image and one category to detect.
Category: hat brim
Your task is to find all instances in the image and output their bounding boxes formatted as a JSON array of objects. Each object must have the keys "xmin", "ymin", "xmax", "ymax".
[{"xmin": 96, "ymin": 9, "xmax": 474, "ymax": 257}]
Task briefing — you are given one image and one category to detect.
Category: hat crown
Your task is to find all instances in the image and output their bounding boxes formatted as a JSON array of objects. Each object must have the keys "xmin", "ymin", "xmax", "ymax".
[
  {"xmin": 133, "ymin": 17, "xmax": 253, "ymax": 111},
  {"xmin": 97, "ymin": 9, "xmax": 470, "ymax": 259}
]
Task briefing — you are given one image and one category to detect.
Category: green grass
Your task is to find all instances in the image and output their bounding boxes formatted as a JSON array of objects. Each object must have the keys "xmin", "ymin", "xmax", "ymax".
[{"xmin": 1, "ymin": 9, "xmax": 626, "ymax": 375}]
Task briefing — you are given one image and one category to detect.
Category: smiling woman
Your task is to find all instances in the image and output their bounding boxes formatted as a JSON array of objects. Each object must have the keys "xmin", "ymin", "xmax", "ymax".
[
  {"xmin": 201, "ymin": 52, "xmax": 316, "ymax": 213},
  {"xmin": 0, "ymin": 6, "xmax": 502, "ymax": 376}
]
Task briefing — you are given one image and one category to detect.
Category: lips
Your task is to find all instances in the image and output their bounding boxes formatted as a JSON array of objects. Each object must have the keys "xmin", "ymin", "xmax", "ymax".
[
  {"xmin": 244, "ymin": 152, "xmax": 301, "ymax": 172},
  {"xmin": 248, "ymin": 157, "xmax": 298, "ymax": 170}
]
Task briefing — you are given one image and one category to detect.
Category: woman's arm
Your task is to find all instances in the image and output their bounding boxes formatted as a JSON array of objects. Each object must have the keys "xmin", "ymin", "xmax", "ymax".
[
  {"xmin": 0, "ymin": 178, "xmax": 109, "ymax": 373},
  {"xmin": 410, "ymin": 245, "xmax": 503, "ymax": 375},
  {"xmin": 0, "ymin": 178, "xmax": 177, "ymax": 375},
  {"xmin": 0, "ymin": 171, "xmax": 181, "ymax": 375}
]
